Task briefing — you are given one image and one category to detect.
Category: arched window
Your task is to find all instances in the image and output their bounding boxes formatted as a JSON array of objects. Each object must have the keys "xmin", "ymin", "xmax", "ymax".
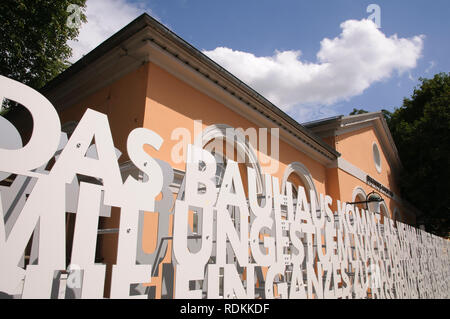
[
  {"xmin": 351, "ymin": 187, "xmax": 388, "ymax": 225},
  {"xmin": 281, "ymin": 162, "xmax": 319, "ymax": 218},
  {"xmin": 379, "ymin": 201, "xmax": 390, "ymax": 225},
  {"xmin": 351, "ymin": 186, "xmax": 367, "ymax": 211},
  {"xmin": 195, "ymin": 124, "xmax": 264, "ymax": 194}
]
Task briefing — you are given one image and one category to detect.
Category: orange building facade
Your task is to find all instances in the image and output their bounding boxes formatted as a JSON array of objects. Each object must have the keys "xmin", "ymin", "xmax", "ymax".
[{"xmin": 33, "ymin": 14, "xmax": 424, "ymax": 298}]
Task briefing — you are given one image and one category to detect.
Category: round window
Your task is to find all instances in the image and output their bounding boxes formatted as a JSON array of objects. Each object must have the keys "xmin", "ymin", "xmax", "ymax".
[{"xmin": 372, "ymin": 142, "xmax": 381, "ymax": 173}]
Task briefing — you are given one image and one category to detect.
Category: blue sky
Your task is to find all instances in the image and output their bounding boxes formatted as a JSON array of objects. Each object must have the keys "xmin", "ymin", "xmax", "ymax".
[{"xmin": 69, "ymin": 0, "xmax": 450, "ymax": 122}]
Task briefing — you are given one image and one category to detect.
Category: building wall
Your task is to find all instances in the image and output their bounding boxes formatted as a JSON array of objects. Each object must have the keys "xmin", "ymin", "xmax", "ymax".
[
  {"xmin": 328, "ymin": 125, "xmax": 416, "ymax": 225},
  {"xmin": 142, "ymin": 62, "xmax": 328, "ymax": 194},
  {"xmin": 56, "ymin": 61, "xmax": 334, "ymax": 297},
  {"xmin": 335, "ymin": 125, "xmax": 399, "ymax": 195},
  {"xmin": 54, "ymin": 60, "xmax": 417, "ymax": 298},
  {"xmin": 59, "ymin": 63, "xmax": 150, "ymax": 163},
  {"xmin": 55, "ymin": 59, "xmax": 418, "ymax": 230}
]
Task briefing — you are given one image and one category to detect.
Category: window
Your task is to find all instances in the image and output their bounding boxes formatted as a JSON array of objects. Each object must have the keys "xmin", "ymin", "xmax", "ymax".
[
  {"xmin": 282, "ymin": 162, "xmax": 318, "ymax": 203},
  {"xmin": 197, "ymin": 124, "xmax": 264, "ymax": 194},
  {"xmin": 372, "ymin": 142, "xmax": 382, "ymax": 173}
]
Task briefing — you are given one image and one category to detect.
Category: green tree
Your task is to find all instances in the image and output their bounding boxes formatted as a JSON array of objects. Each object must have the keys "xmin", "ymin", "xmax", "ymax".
[
  {"xmin": 348, "ymin": 108, "xmax": 393, "ymax": 124},
  {"xmin": 349, "ymin": 108, "xmax": 369, "ymax": 115},
  {"xmin": 388, "ymin": 73, "xmax": 450, "ymax": 237},
  {"xmin": 0, "ymin": 0, "xmax": 87, "ymax": 92}
]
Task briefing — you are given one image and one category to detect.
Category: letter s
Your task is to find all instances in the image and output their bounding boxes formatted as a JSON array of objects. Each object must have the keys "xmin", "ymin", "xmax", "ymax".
[{"xmin": 124, "ymin": 127, "xmax": 163, "ymax": 211}]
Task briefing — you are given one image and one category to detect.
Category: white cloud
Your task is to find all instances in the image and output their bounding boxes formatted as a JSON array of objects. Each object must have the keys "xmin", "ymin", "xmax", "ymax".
[
  {"xmin": 68, "ymin": 0, "xmax": 150, "ymax": 63},
  {"xmin": 203, "ymin": 19, "xmax": 424, "ymax": 119}
]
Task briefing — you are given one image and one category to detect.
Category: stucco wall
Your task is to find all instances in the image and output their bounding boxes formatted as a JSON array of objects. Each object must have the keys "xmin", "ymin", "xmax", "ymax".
[
  {"xmin": 335, "ymin": 125, "xmax": 399, "ymax": 195},
  {"xmin": 142, "ymin": 62, "xmax": 328, "ymax": 194}
]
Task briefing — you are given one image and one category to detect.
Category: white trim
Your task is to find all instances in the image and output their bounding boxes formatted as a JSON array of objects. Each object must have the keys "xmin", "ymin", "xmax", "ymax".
[
  {"xmin": 335, "ymin": 121, "xmax": 372, "ymax": 137},
  {"xmin": 352, "ymin": 186, "xmax": 367, "ymax": 202},
  {"xmin": 337, "ymin": 157, "xmax": 367, "ymax": 184}
]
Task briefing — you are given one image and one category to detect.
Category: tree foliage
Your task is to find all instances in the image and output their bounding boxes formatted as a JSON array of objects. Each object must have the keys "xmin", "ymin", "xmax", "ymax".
[
  {"xmin": 388, "ymin": 73, "xmax": 450, "ymax": 237},
  {"xmin": 348, "ymin": 108, "xmax": 392, "ymax": 124},
  {"xmin": 349, "ymin": 108, "xmax": 369, "ymax": 115},
  {"xmin": 0, "ymin": 0, "xmax": 87, "ymax": 91}
]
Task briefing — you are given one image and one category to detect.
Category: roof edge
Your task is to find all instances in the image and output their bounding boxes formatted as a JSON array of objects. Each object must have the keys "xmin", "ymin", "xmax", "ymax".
[{"xmin": 41, "ymin": 13, "xmax": 339, "ymax": 160}]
